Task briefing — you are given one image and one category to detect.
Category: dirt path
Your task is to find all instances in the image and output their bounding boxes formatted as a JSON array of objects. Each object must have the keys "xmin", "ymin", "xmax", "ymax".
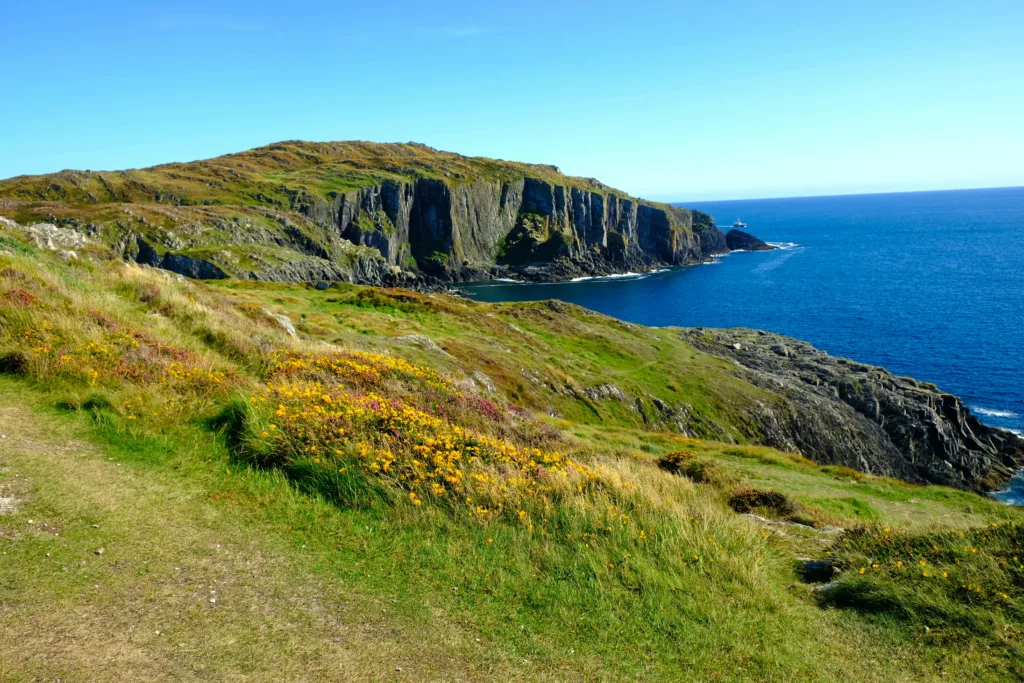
[{"xmin": 0, "ymin": 402, "xmax": 505, "ymax": 682}]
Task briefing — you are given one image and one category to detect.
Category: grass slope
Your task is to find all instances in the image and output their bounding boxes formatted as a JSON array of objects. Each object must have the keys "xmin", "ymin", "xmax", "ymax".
[
  {"xmin": 1, "ymin": 225, "xmax": 1023, "ymax": 680},
  {"xmin": 0, "ymin": 141, "xmax": 617, "ymax": 209}
]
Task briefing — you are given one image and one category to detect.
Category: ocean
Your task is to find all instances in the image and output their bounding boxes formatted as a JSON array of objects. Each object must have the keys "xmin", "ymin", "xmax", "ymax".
[{"xmin": 463, "ymin": 187, "xmax": 1024, "ymax": 500}]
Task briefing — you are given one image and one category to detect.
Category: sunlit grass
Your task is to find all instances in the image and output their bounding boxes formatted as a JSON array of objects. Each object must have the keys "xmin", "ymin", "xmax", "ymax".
[{"xmin": 2, "ymin": 225, "xmax": 1024, "ymax": 679}]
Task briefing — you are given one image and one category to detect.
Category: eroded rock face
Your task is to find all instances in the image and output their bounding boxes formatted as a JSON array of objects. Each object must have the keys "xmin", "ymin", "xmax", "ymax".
[
  {"xmin": 300, "ymin": 178, "xmax": 727, "ymax": 282},
  {"xmin": 0, "ymin": 217, "xmax": 89, "ymax": 252},
  {"xmin": 134, "ymin": 238, "xmax": 229, "ymax": 279},
  {"xmin": 725, "ymin": 229, "xmax": 774, "ymax": 252},
  {"xmin": 682, "ymin": 328, "xmax": 1024, "ymax": 492}
]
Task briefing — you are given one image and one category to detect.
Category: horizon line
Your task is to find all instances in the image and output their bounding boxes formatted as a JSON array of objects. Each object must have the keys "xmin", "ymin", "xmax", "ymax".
[{"xmin": 670, "ymin": 184, "xmax": 1024, "ymax": 206}]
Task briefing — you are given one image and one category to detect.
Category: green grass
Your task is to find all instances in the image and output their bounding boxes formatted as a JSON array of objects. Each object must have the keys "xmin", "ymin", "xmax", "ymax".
[{"xmin": 1, "ymin": 231, "xmax": 1024, "ymax": 680}]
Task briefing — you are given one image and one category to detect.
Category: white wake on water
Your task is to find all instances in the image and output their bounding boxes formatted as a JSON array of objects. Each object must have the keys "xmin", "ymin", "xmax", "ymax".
[
  {"xmin": 971, "ymin": 406, "xmax": 1019, "ymax": 419},
  {"xmin": 566, "ymin": 269, "xmax": 669, "ymax": 283}
]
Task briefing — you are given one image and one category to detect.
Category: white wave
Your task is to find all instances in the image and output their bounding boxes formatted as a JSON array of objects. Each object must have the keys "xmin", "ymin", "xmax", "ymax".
[
  {"xmin": 972, "ymin": 406, "xmax": 1019, "ymax": 419},
  {"xmin": 993, "ymin": 492, "xmax": 1024, "ymax": 506},
  {"xmin": 568, "ymin": 268, "xmax": 672, "ymax": 283},
  {"xmin": 567, "ymin": 271, "xmax": 645, "ymax": 283},
  {"xmin": 767, "ymin": 242, "xmax": 801, "ymax": 250},
  {"xmin": 1010, "ymin": 429, "xmax": 1023, "ymax": 437}
]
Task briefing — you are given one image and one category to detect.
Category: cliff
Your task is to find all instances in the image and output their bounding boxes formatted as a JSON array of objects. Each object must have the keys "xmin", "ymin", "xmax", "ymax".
[{"xmin": 0, "ymin": 141, "xmax": 727, "ymax": 284}]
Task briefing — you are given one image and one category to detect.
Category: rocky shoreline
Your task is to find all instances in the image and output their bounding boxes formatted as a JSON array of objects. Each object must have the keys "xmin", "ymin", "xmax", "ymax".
[{"xmin": 682, "ymin": 328, "xmax": 1024, "ymax": 493}]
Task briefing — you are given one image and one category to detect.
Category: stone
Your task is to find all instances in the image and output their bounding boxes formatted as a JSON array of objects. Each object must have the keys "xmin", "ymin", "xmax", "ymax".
[
  {"xmin": 261, "ymin": 309, "xmax": 296, "ymax": 337},
  {"xmin": 799, "ymin": 558, "xmax": 839, "ymax": 583},
  {"xmin": 394, "ymin": 334, "xmax": 451, "ymax": 357},
  {"xmin": 583, "ymin": 384, "xmax": 629, "ymax": 402},
  {"xmin": 471, "ymin": 371, "xmax": 496, "ymax": 393}
]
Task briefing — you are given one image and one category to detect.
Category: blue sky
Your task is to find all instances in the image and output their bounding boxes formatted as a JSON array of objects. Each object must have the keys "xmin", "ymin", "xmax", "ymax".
[{"xmin": 2, "ymin": 0, "xmax": 1022, "ymax": 200}]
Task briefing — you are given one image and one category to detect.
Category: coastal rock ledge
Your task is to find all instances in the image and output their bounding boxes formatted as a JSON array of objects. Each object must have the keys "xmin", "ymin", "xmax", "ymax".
[
  {"xmin": 725, "ymin": 229, "xmax": 775, "ymax": 252},
  {"xmin": 683, "ymin": 328, "xmax": 1024, "ymax": 493}
]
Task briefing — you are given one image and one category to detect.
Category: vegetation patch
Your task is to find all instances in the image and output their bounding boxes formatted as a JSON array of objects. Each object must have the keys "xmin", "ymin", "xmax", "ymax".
[
  {"xmin": 821, "ymin": 522, "xmax": 1024, "ymax": 671},
  {"xmin": 658, "ymin": 449, "xmax": 735, "ymax": 488},
  {"xmin": 232, "ymin": 348, "xmax": 609, "ymax": 514},
  {"xmin": 729, "ymin": 486, "xmax": 799, "ymax": 517},
  {"xmin": 0, "ymin": 235, "xmax": 32, "ymax": 255},
  {"xmin": 0, "ymin": 350, "xmax": 29, "ymax": 375}
]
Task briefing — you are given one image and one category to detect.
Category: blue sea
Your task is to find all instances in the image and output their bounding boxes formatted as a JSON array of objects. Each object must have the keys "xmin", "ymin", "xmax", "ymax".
[{"xmin": 465, "ymin": 187, "xmax": 1024, "ymax": 497}]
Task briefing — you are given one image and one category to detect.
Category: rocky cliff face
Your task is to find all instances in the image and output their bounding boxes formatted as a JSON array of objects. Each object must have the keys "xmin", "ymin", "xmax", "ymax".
[
  {"xmin": 299, "ymin": 177, "xmax": 726, "ymax": 282},
  {"xmin": 683, "ymin": 328, "xmax": 1024, "ymax": 492}
]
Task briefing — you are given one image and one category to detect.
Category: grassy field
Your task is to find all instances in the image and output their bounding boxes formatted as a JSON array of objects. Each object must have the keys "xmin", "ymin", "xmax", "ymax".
[{"xmin": 2, "ymin": 225, "xmax": 1024, "ymax": 680}]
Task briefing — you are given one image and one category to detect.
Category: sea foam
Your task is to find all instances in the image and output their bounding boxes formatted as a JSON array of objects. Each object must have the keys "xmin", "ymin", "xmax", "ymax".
[
  {"xmin": 566, "ymin": 269, "xmax": 668, "ymax": 283},
  {"xmin": 972, "ymin": 407, "xmax": 1019, "ymax": 419}
]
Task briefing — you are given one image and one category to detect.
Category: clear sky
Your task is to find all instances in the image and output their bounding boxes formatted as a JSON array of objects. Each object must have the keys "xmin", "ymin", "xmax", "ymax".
[{"xmin": 3, "ymin": 0, "xmax": 1023, "ymax": 201}]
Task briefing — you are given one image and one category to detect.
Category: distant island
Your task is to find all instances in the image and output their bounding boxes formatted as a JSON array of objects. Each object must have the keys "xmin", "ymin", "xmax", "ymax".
[{"xmin": 0, "ymin": 140, "xmax": 767, "ymax": 286}]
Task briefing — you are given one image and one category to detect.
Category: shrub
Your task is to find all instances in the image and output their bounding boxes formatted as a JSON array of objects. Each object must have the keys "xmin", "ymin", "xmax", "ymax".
[
  {"xmin": 728, "ymin": 486, "xmax": 799, "ymax": 517},
  {"xmin": 0, "ymin": 288, "xmax": 42, "ymax": 307},
  {"xmin": 659, "ymin": 450, "xmax": 736, "ymax": 489},
  {"xmin": 237, "ymin": 380, "xmax": 601, "ymax": 515},
  {"xmin": 268, "ymin": 349, "xmax": 454, "ymax": 393},
  {"xmin": 138, "ymin": 283, "xmax": 162, "ymax": 303},
  {"xmin": 657, "ymin": 449, "xmax": 696, "ymax": 475},
  {"xmin": 0, "ymin": 350, "xmax": 28, "ymax": 375}
]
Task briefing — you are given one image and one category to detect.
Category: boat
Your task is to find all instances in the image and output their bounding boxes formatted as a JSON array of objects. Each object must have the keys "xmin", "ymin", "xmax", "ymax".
[{"xmin": 732, "ymin": 220, "xmax": 747, "ymax": 229}]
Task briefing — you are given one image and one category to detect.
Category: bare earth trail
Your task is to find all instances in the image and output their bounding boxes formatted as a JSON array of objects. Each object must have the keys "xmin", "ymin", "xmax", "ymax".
[{"xmin": 0, "ymin": 400, "xmax": 533, "ymax": 682}]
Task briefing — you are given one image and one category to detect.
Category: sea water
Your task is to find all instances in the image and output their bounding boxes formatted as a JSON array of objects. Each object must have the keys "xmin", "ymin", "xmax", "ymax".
[{"xmin": 463, "ymin": 187, "xmax": 1024, "ymax": 500}]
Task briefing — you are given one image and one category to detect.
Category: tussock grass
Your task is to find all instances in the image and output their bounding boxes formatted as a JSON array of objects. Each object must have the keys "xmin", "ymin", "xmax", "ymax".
[{"xmin": 821, "ymin": 523, "xmax": 1024, "ymax": 675}]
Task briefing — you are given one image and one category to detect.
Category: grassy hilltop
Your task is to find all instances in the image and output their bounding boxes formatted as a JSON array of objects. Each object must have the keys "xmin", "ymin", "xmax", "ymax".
[
  {"xmin": 0, "ymin": 140, "xmax": 613, "ymax": 210},
  {"xmin": 2, "ymin": 221, "xmax": 1024, "ymax": 680},
  {"xmin": 0, "ymin": 141, "xmax": 723, "ymax": 283}
]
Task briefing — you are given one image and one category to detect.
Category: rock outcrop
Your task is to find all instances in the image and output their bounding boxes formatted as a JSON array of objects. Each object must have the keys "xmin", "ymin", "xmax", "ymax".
[
  {"xmin": 682, "ymin": 328, "xmax": 1024, "ymax": 492},
  {"xmin": 725, "ymin": 229, "xmax": 775, "ymax": 252},
  {"xmin": 302, "ymin": 177, "xmax": 727, "ymax": 282}
]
